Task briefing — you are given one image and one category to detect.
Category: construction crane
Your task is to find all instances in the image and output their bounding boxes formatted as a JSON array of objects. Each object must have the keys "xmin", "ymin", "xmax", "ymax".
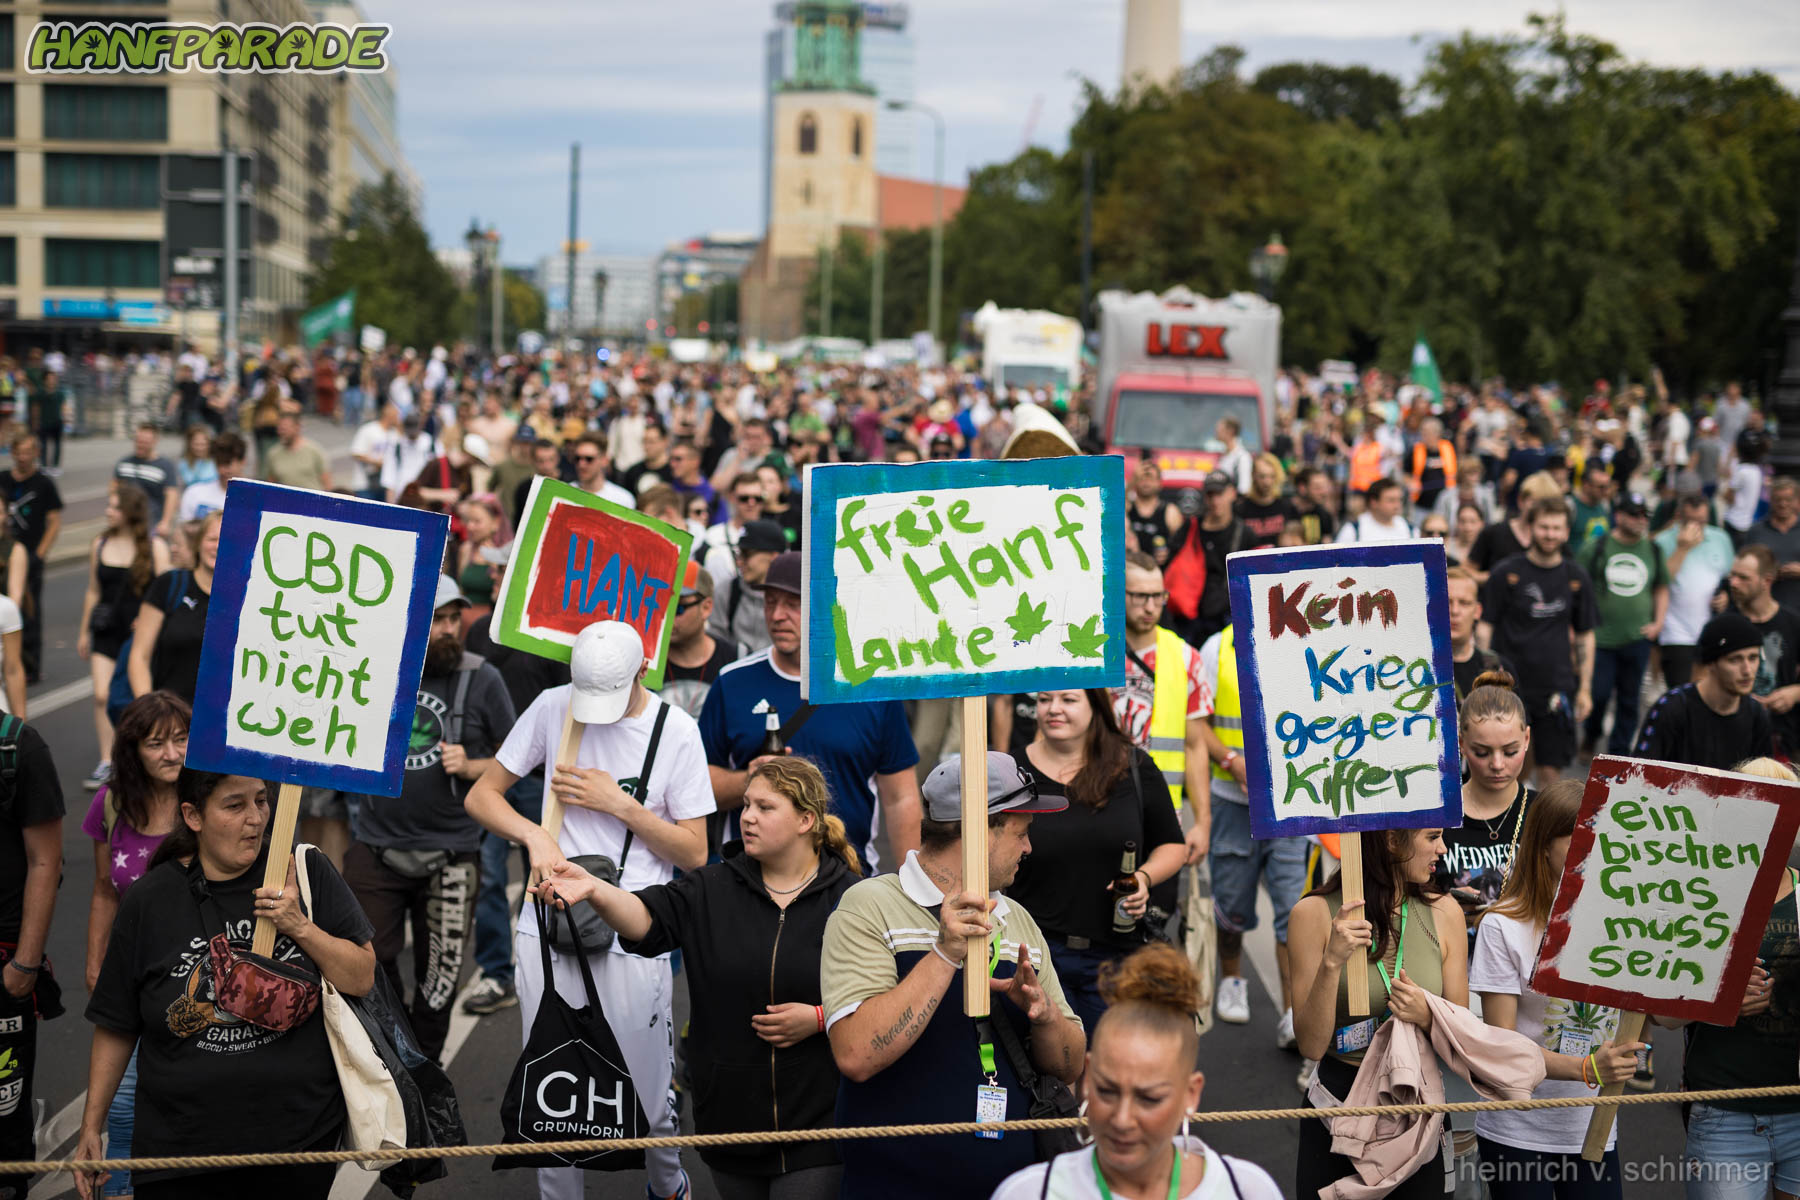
[{"xmin": 1020, "ymin": 93, "xmax": 1044, "ymax": 152}]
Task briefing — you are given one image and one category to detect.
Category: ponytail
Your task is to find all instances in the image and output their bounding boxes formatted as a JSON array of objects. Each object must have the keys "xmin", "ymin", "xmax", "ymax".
[
  {"xmin": 1461, "ymin": 668, "xmax": 1528, "ymax": 734},
  {"xmin": 817, "ymin": 813, "xmax": 860, "ymax": 874},
  {"xmin": 746, "ymin": 755, "xmax": 862, "ymax": 876}
]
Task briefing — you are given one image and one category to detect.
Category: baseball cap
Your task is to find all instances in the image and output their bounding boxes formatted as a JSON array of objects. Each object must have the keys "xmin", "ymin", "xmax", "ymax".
[
  {"xmin": 922, "ymin": 752, "xmax": 1069, "ymax": 822},
  {"xmin": 569, "ymin": 621, "xmax": 644, "ymax": 724},
  {"xmin": 478, "ymin": 541, "xmax": 513, "ymax": 567},
  {"xmin": 764, "ymin": 550, "xmax": 802, "ymax": 598},
  {"xmin": 461, "ymin": 433, "xmax": 493, "ymax": 465},
  {"xmin": 739, "ymin": 519, "xmax": 788, "ymax": 556},
  {"xmin": 1697, "ymin": 612, "xmax": 1760, "ymax": 665},
  {"xmin": 1612, "ymin": 492, "xmax": 1649, "ymax": 518},
  {"xmin": 1203, "ymin": 470, "xmax": 1236, "ymax": 494},
  {"xmin": 682, "ymin": 559, "xmax": 715, "ymax": 600},
  {"xmin": 433, "ymin": 574, "xmax": 470, "ymax": 611}
]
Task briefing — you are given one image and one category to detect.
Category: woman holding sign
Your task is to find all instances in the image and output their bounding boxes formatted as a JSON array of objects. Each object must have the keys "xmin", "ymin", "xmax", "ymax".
[
  {"xmin": 1472, "ymin": 779, "xmax": 1644, "ymax": 1199},
  {"xmin": 1290, "ymin": 826, "xmax": 1469, "ymax": 1199},
  {"xmin": 1664, "ymin": 756, "xmax": 1799, "ymax": 1200}
]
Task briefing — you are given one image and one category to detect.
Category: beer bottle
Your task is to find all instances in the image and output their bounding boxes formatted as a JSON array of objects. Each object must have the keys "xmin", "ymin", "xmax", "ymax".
[
  {"xmin": 1112, "ymin": 841, "xmax": 1140, "ymax": 935},
  {"xmin": 757, "ymin": 709, "xmax": 784, "ymax": 759}
]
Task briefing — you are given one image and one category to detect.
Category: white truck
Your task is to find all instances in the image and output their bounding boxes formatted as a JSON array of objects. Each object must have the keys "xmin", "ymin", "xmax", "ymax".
[
  {"xmin": 1094, "ymin": 287, "xmax": 1281, "ymax": 512},
  {"xmin": 973, "ymin": 302, "xmax": 1083, "ymax": 397}
]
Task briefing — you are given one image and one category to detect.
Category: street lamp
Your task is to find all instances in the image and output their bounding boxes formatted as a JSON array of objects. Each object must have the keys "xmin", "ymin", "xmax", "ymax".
[
  {"xmin": 486, "ymin": 227, "xmax": 501, "ymax": 355},
  {"xmin": 464, "ymin": 218, "xmax": 486, "ymax": 348},
  {"xmin": 887, "ymin": 98, "xmax": 945, "ymax": 358},
  {"xmin": 1249, "ymin": 232, "xmax": 1289, "ymax": 301}
]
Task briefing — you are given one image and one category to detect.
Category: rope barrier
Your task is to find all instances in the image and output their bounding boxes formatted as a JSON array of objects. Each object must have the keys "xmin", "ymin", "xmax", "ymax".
[{"xmin": 13, "ymin": 1083, "xmax": 1800, "ymax": 1177}]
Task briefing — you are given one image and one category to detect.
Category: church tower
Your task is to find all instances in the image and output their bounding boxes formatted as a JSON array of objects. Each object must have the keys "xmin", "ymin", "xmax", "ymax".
[{"xmin": 767, "ymin": 0, "xmax": 878, "ymax": 261}]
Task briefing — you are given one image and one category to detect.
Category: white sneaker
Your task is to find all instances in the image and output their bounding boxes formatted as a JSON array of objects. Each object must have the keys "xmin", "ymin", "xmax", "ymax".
[
  {"xmin": 1276, "ymin": 1007, "xmax": 1297, "ymax": 1049},
  {"xmin": 1216, "ymin": 975, "xmax": 1250, "ymax": 1024},
  {"xmin": 1297, "ymin": 1058, "xmax": 1318, "ymax": 1093}
]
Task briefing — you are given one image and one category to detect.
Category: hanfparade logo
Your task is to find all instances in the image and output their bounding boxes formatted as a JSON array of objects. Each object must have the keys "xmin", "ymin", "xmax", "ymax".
[{"xmin": 26, "ymin": 21, "xmax": 391, "ymax": 74}]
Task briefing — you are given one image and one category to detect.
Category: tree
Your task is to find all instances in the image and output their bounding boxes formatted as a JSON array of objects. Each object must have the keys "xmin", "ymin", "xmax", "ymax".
[
  {"xmin": 449, "ymin": 268, "xmax": 546, "ymax": 352},
  {"xmin": 307, "ymin": 174, "xmax": 461, "ymax": 352},
  {"xmin": 1252, "ymin": 62, "xmax": 1404, "ymax": 130}
]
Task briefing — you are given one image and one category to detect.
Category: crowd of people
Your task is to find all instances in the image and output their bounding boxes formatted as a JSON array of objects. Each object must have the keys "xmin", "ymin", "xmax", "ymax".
[{"xmin": 0, "ymin": 337, "xmax": 1793, "ymax": 1200}]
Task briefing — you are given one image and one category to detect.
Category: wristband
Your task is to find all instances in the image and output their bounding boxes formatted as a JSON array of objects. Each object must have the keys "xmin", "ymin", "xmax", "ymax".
[
  {"xmin": 1135, "ymin": 869, "xmax": 1151, "ymax": 891},
  {"xmin": 1578, "ymin": 1055, "xmax": 1591, "ymax": 1086},
  {"xmin": 815, "ymin": 1005, "xmax": 825, "ymax": 1033},
  {"xmin": 4, "ymin": 958, "xmax": 40, "ymax": 974},
  {"xmin": 1588, "ymin": 1051, "xmax": 1601, "ymax": 1088},
  {"xmin": 931, "ymin": 941, "xmax": 962, "ymax": 970}
]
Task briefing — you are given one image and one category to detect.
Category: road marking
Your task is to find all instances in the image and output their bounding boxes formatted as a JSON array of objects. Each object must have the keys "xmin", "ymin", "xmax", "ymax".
[{"xmin": 29, "ymin": 678, "xmax": 97, "ymax": 720}]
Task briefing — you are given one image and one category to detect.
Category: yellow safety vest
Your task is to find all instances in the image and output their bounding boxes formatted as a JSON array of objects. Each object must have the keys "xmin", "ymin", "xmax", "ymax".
[
  {"xmin": 1147, "ymin": 626, "xmax": 1188, "ymax": 807},
  {"xmin": 1211, "ymin": 625, "xmax": 1244, "ymax": 782}
]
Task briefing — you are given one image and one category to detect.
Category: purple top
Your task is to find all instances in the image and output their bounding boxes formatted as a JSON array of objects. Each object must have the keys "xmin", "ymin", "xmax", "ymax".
[{"xmin": 81, "ymin": 786, "xmax": 167, "ymax": 897}]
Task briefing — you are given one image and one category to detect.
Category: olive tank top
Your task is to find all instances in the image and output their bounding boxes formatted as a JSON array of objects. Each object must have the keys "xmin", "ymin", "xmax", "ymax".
[{"xmin": 1322, "ymin": 892, "xmax": 1446, "ymax": 1065}]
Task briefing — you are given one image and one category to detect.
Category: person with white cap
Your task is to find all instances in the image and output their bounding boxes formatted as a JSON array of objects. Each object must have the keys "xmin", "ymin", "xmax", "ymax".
[
  {"xmin": 341, "ymin": 574, "xmax": 515, "ymax": 1061},
  {"xmin": 820, "ymin": 751, "xmax": 1085, "ymax": 1200},
  {"xmin": 465, "ymin": 619, "xmax": 714, "ymax": 1200}
]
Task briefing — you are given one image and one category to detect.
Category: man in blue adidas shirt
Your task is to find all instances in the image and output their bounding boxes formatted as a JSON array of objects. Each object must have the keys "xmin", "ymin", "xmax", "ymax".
[{"xmin": 699, "ymin": 551, "xmax": 922, "ymax": 869}]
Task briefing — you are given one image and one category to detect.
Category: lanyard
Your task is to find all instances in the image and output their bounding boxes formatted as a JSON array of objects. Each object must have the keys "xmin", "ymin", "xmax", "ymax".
[
  {"xmin": 976, "ymin": 936, "xmax": 1001, "ymax": 1078},
  {"xmin": 1376, "ymin": 900, "xmax": 1410, "ymax": 998},
  {"xmin": 1092, "ymin": 1146, "xmax": 1182, "ymax": 1200}
]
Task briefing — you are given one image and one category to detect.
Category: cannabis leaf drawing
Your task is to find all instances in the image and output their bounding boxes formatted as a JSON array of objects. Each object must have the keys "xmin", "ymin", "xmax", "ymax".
[
  {"xmin": 82, "ymin": 31, "xmax": 101, "ymax": 50},
  {"xmin": 1061, "ymin": 614, "xmax": 1108, "ymax": 659},
  {"xmin": 216, "ymin": 30, "xmax": 236, "ymax": 49},
  {"xmin": 1006, "ymin": 593, "xmax": 1052, "ymax": 644}
]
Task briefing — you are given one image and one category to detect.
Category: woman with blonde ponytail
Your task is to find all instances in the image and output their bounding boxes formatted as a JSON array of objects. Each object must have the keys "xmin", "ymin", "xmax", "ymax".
[{"xmin": 537, "ymin": 754, "xmax": 861, "ymax": 1200}]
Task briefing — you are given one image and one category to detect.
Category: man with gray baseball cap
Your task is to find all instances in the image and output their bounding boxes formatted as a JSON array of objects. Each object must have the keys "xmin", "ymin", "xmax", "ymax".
[{"xmin": 819, "ymin": 751, "xmax": 1084, "ymax": 1200}]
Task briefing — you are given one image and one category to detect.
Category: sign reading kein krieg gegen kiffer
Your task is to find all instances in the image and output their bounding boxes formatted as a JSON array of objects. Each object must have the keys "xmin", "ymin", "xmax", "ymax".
[
  {"xmin": 801, "ymin": 457, "xmax": 1125, "ymax": 704},
  {"xmin": 187, "ymin": 481, "xmax": 448, "ymax": 796},
  {"xmin": 1532, "ymin": 756, "xmax": 1800, "ymax": 1025},
  {"xmin": 493, "ymin": 476, "xmax": 692, "ymax": 689},
  {"xmin": 1226, "ymin": 540, "xmax": 1461, "ymax": 840}
]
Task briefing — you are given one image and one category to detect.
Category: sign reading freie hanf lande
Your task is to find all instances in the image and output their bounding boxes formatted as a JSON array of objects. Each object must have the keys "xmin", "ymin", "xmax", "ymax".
[
  {"xmin": 186, "ymin": 481, "xmax": 449, "ymax": 797},
  {"xmin": 801, "ymin": 457, "xmax": 1126, "ymax": 704},
  {"xmin": 493, "ymin": 476, "xmax": 692, "ymax": 689},
  {"xmin": 1532, "ymin": 756, "xmax": 1800, "ymax": 1025},
  {"xmin": 1225, "ymin": 540, "xmax": 1461, "ymax": 840}
]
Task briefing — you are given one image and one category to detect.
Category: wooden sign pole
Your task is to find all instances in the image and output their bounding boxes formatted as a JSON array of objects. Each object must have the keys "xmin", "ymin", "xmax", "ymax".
[
  {"xmin": 252, "ymin": 781, "xmax": 303, "ymax": 957},
  {"xmin": 962, "ymin": 695, "xmax": 990, "ymax": 1018},
  {"xmin": 1341, "ymin": 832, "xmax": 1369, "ymax": 1017},
  {"xmin": 1581, "ymin": 1011, "xmax": 1647, "ymax": 1161},
  {"xmin": 536, "ymin": 706, "xmax": 584, "ymax": 881}
]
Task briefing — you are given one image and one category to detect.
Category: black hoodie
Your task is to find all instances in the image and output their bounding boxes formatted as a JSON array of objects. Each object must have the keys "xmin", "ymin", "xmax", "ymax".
[{"xmin": 622, "ymin": 841, "xmax": 859, "ymax": 1175}]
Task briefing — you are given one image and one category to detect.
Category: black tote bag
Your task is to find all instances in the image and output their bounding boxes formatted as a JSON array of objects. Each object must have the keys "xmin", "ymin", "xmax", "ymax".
[{"xmin": 495, "ymin": 899, "xmax": 652, "ymax": 1172}]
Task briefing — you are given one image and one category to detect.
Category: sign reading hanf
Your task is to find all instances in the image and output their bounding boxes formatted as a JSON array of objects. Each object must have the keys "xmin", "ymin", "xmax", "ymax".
[
  {"xmin": 493, "ymin": 476, "xmax": 692, "ymax": 689},
  {"xmin": 186, "ymin": 480, "xmax": 448, "ymax": 796},
  {"xmin": 1225, "ymin": 540, "xmax": 1461, "ymax": 839},
  {"xmin": 801, "ymin": 457, "xmax": 1125, "ymax": 704},
  {"xmin": 1532, "ymin": 756, "xmax": 1800, "ymax": 1025}
]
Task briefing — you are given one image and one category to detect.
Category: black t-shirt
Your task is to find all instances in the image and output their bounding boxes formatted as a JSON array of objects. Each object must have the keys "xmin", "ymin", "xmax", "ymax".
[
  {"xmin": 0, "ymin": 468, "xmax": 61, "ymax": 555},
  {"xmin": 85, "ymin": 846, "xmax": 374, "ymax": 1180},
  {"xmin": 143, "ymin": 570, "xmax": 209, "ymax": 705},
  {"xmin": 1195, "ymin": 520, "xmax": 1242, "ymax": 620},
  {"xmin": 619, "ymin": 458, "xmax": 669, "ymax": 499},
  {"xmin": 1434, "ymin": 784, "xmax": 1533, "ymax": 922},
  {"xmin": 1634, "ymin": 683, "xmax": 1774, "ymax": 771},
  {"xmin": 0, "ymin": 723, "xmax": 63, "ymax": 940},
  {"xmin": 1453, "ymin": 647, "xmax": 1516, "ymax": 701},
  {"xmin": 465, "ymin": 621, "xmax": 572, "ymax": 727},
  {"xmin": 658, "ymin": 637, "xmax": 741, "ymax": 720},
  {"xmin": 350, "ymin": 659, "xmax": 516, "ymax": 852},
  {"xmin": 1006, "ymin": 747, "xmax": 1184, "ymax": 946},
  {"xmin": 1127, "ymin": 500, "xmax": 1183, "ymax": 566},
  {"xmin": 1235, "ymin": 496, "xmax": 1297, "ymax": 550},
  {"xmin": 1468, "ymin": 520, "xmax": 1526, "ymax": 574},
  {"xmin": 1481, "ymin": 554, "xmax": 1598, "ymax": 695},
  {"xmin": 1294, "ymin": 502, "xmax": 1338, "ymax": 545},
  {"xmin": 1684, "ymin": 883, "xmax": 1800, "ymax": 1112},
  {"xmin": 1003, "ymin": 693, "xmax": 1037, "ymax": 758},
  {"xmin": 114, "ymin": 455, "xmax": 180, "ymax": 523}
]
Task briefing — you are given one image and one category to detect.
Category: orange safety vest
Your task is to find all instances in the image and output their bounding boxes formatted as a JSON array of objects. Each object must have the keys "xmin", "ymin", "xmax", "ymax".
[
  {"xmin": 1349, "ymin": 440, "xmax": 1385, "ymax": 494},
  {"xmin": 1409, "ymin": 439, "xmax": 1458, "ymax": 501}
]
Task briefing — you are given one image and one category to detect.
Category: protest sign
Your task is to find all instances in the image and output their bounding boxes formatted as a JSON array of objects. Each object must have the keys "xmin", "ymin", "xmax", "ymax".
[
  {"xmin": 1531, "ymin": 755, "xmax": 1800, "ymax": 1156},
  {"xmin": 493, "ymin": 476, "xmax": 691, "ymax": 690},
  {"xmin": 1225, "ymin": 540, "xmax": 1461, "ymax": 840},
  {"xmin": 186, "ymin": 481, "xmax": 448, "ymax": 955},
  {"xmin": 800, "ymin": 456, "xmax": 1126, "ymax": 705}
]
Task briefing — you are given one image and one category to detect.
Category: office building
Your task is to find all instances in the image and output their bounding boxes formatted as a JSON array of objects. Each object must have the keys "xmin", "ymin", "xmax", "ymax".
[
  {"xmin": 537, "ymin": 249, "xmax": 656, "ymax": 338},
  {"xmin": 657, "ymin": 232, "xmax": 758, "ymax": 328}
]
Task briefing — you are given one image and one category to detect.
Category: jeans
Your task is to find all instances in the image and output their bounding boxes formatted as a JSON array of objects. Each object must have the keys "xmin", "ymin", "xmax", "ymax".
[
  {"xmin": 102, "ymin": 1048, "xmax": 139, "ymax": 1196},
  {"xmin": 709, "ymin": 1164, "xmax": 843, "ymax": 1200},
  {"xmin": 1475, "ymin": 1135, "xmax": 1621, "ymax": 1199},
  {"xmin": 1209, "ymin": 799, "xmax": 1309, "ymax": 942},
  {"xmin": 1044, "ymin": 937, "xmax": 1123, "ymax": 1042},
  {"xmin": 1586, "ymin": 640, "xmax": 1651, "ymax": 755},
  {"xmin": 340, "ymin": 386, "xmax": 365, "ymax": 427},
  {"xmin": 473, "ymin": 773, "xmax": 543, "ymax": 986},
  {"xmin": 1684, "ymin": 1102, "xmax": 1800, "ymax": 1198}
]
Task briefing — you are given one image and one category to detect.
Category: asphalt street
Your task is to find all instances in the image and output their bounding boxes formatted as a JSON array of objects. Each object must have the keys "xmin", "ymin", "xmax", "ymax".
[{"xmin": 19, "ymin": 420, "xmax": 1696, "ymax": 1200}]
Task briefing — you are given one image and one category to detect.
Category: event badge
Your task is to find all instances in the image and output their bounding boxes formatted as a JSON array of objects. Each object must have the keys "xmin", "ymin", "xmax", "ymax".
[
  {"xmin": 1557, "ymin": 1029, "xmax": 1593, "ymax": 1059},
  {"xmin": 975, "ymin": 1085, "xmax": 1008, "ymax": 1140},
  {"xmin": 1333, "ymin": 1017, "xmax": 1378, "ymax": 1056}
]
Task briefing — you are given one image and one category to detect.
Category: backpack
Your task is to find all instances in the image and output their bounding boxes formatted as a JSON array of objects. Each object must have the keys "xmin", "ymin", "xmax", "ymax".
[
  {"xmin": 106, "ymin": 569, "xmax": 191, "ymax": 726},
  {"xmin": 0, "ymin": 712, "xmax": 22, "ymax": 818},
  {"xmin": 444, "ymin": 651, "xmax": 487, "ymax": 800}
]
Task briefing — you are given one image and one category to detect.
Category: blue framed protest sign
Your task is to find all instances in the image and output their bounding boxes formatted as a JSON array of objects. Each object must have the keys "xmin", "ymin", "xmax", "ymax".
[
  {"xmin": 187, "ymin": 480, "xmax": 450, "ymax": 796},
  {"xmin": 801, "ymin": 456, "xmax": 1126, "ymax": 705},
  {"xmin": 1225, "ymin": 540, "xmax": 1460, "ymax": 840}
]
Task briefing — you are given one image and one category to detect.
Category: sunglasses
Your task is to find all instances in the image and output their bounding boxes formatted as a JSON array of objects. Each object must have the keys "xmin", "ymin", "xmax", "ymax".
[
  {"xmin": 677, "ymin": 594, "xmax": 705, "ymax": 613},
  {"xmin": 992, "ymin": 767, "xmax": 1039, "ymax": 810},
  {"xmin": 735, "ymin": 494, "xmax": 764, "ymax": 504},
  {"xmin": 574, "ymin": 454, "xmax": 600, "ymax": 463}
]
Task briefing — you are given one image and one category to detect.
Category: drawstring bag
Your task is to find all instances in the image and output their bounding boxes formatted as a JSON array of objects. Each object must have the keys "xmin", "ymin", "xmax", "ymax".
[
  {"xmin": 496, "ymin": 898, "xmax": 651, "ymax": 1172},
  {"xmin": 189, "ymin": 857, "xmax": 320, "ymax": 1032}
]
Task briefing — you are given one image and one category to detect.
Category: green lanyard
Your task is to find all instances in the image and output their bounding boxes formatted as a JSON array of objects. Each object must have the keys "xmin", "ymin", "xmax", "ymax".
[
  {"xmin": 1375, "ymin": 900, "xmax": 1410, "ymax": 998},
  {"xmin": 977, "ymin": 937, "xmax": 1002, "ymax": 1079},
  {"xmin": 1091, "ymin": 1146, "xmax": 1182, "ymax": 1200}
]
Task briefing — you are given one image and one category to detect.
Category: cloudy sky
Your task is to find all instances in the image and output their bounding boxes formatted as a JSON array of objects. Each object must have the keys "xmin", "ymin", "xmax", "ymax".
[{"xmin": 364, "ymin": 0, "xmax": 1800, "ymax": 268}]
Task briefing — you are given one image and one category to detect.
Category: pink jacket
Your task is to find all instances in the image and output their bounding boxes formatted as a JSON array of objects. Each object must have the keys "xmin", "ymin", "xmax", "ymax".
[{"xmin": 1306, "ymin": 992, "xmax": 1546, "ymax": 1200}]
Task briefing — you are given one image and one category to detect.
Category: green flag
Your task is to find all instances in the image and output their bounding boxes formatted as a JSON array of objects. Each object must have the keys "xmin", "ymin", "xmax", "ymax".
[
  {"xmin": 1410, "ymin": 335, "xmax": 1443, "ymax": 405},
  {"xmin": 299, "ymin": 289, "xmax": 356, "ymax": 346}
]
